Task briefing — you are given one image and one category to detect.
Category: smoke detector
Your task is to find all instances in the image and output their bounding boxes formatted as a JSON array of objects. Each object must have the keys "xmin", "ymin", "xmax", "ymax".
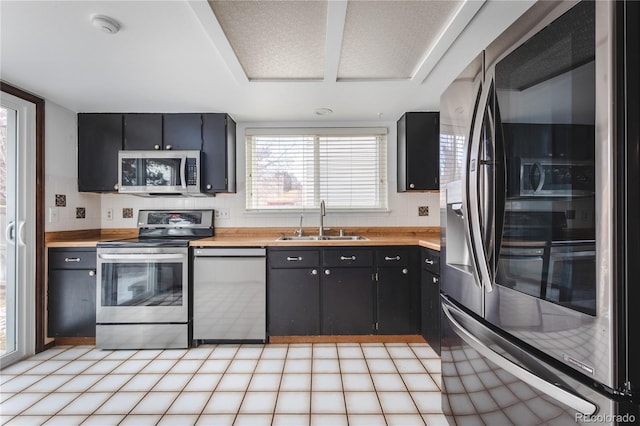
[{"xmin": 91, "ymin": 15, "xmax": 120, "ymax": 34}]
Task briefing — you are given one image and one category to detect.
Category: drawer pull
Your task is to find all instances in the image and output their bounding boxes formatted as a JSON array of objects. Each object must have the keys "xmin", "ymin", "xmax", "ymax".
[
  {"xmin": 340, "ymin": 256, "xmax": 356, "ymax": 261},
  {"xmin": 385, "ymin": 256, "xmax": 401, "ymax": 261},
  {"xmin": 425, "ymin": 259, "xmax": 435, "ymax": 265},
  {"xmin": 287, "ymin": 256, "xmax": 302, "ymax": 261},
  {"xmin": 64, "ymin": 257, "xmax": 81, "ymax": 263}
]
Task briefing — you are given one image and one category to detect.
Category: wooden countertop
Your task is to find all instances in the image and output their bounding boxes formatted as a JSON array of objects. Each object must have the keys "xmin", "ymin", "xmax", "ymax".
[{"xmin": 46, "ymin": 227, "xmax": 441, "ymax": 251}]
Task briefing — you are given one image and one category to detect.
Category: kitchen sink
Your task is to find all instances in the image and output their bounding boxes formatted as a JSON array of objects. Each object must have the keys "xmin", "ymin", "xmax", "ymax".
[{"xmin": 277, "ymin": 235, "xmax": 368, "ymax": 241}]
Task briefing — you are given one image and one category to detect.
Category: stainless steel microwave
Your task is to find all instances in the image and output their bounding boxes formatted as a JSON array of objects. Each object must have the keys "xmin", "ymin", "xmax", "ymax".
[
  {"xmin": 118, "ymin": 150, "xmax": 202, "ymax": 195},
  {"xmin": 519, "ymin": 159, "xmax": 595, "ymax": 197}
]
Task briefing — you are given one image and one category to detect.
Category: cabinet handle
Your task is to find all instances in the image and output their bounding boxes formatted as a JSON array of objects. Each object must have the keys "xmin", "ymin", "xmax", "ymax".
[
  {"xmin": 409, "ymin": 183, "xmax": 415, "ymax": 189},
  {"xmin": 154, "ymin": 144, "xmax": 161, "ymax": 150},
  {"xmin": 384, "ymin": 256, "xmax": 400, "ymax": 261},
  {"xmin": 433, "ymin": 276, "xmax": 438, "ymax": 284},
  {"xmin": 425, "ymin": 259, "xmax": 434, "ymax": 265},
  {"xmin": 89, "ymin": 270, "xmax": 96, "ymax": 276},
  {"xmin": 311, "ymin": 269, "xmax": 318, "ymax": 275},
  {"xmin": 325, "ymin": 269, "xmax": 331, "ymax": 275},
  {"xmin": 340, "ymin": 256, "xmax": 356, "ymax": 261},
  {"xmin": 113, "ymin": 183, "xmax": 119, "ymax": 190},
  {"xmin": 402, "ymin": 268, "xmax": 408, "ymax": 275},
  {"xmin": 206, "ymin": 184, "xmax": 212, "ymax": 190},
  {"xmin": 165, "ymin": 144, "xmax": 173, "ymax": 150},
  {"xmin": 64, "ymin": 257, "xmax": 81, "ymax": 263},
  {"xmin": 286, "ymin": 256, "xmax": 302, "ymax": 261}
]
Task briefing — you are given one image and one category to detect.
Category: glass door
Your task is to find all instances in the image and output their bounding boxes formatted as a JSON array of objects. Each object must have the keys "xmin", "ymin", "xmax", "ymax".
[
  {"xmin": 1, "ymin": 92, "xmax": 36, "ymax": 367},
  {"xmin": 1, "ymin": 105, "xmax": 17, "ymax": 358}
]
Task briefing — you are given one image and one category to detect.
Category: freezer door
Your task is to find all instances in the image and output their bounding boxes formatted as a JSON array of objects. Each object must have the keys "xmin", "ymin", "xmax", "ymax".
[{"xmin": 440, "ymin": 294, "xmax": 622, "ymax": 425}]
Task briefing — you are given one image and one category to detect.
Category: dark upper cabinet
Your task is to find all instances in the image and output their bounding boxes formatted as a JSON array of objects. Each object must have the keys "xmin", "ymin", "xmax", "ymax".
[
  {"xmin": 397, "ymin": 112, "xmax": 440, "ymax": 191},
  {"xmin": 47, "ymin": 248, "xmax": 97, "ymax": 338},
  {"xmin": 202, "ymin": 113, "xmax": 236, "ymax": 193},
  {"xmin": 123, "ymin": 113, "xmax": 163, "ymax": 150},
  {"xmin": 421, "ymin": 248, "xmax": 440, "ymax": 355},
  {"xmin": 376, "ymin": 247, "xmax": 420, "ymax": 335},
  {"xmin": 78, "ymin": 113, "xmax": 123, "ymax": 192},
  {"xmin": 163, "ymin": 113, "xmax": 203, "ymax": 151}
]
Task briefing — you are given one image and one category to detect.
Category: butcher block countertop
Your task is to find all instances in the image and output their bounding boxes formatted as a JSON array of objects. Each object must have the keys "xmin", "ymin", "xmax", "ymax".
[{"xmin": 46, "ymin": 227, "xmax": 441, "ymax": 251}]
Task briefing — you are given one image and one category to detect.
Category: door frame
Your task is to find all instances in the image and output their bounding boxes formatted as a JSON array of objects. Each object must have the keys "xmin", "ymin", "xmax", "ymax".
[{"xmin": 1, "ymin": 82, "xmax": 46, "ymax": 356}]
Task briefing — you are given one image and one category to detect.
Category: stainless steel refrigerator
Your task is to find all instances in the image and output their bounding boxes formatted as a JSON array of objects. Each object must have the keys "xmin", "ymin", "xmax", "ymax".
[{"xmin": 439, "ymin": 0, "xmax": 639, "ymax": 424}]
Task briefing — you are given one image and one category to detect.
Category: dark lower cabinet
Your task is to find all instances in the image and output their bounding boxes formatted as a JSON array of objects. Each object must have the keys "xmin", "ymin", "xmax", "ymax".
[
  {"xmin": 47, "ymin": 248, "xmax": 97, "ymax": 338},
  {"xmin": 321, "ymin": 266, "xmax": 374, "ymax": 335},
  {"xmin": 268, "ymin": 268, "xmax": 320, "ymax": 335},
  {"xmin": 421, "ymin": 248, "xmax": 440, "ymax": 354},
  {"xmin": 268, "ymin": 248, "xmax": 321, "ymax": 335},
  {"xmin": 269, "ymin": 246, "xmax": 425, "ymax": 337}
]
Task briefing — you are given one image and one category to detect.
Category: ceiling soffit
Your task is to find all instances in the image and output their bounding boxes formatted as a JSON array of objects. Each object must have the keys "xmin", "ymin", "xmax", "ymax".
[{"xmin": 208, "ymin": 0, "xmax": 327, "ymax": 80}]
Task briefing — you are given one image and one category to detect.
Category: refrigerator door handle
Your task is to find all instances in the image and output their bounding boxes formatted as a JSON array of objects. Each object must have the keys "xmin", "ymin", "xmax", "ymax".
[
  {"xmin": 441, "ymin": 297, "xmax": 598, "ymax": 416},
  {"xmin": 466, "ymin": 84, "xmax": 494, "ymax": 293}
]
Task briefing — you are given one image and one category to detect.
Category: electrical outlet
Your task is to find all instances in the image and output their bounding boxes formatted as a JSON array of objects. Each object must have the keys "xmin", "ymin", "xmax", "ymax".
[
  {"xmin": 48, "ymin": 207, "xmax": 58, "ymax": 223},
  {"xmin": 418, "ymin": 206, "xmax": 429, "ymax": 216},
  {"xmin": 105, "ymin": 208, "xmax": 113, "ymax": 221},
  {"xmin": 215, "ymin": 208, "xmax": 230, "ymax": 219}
]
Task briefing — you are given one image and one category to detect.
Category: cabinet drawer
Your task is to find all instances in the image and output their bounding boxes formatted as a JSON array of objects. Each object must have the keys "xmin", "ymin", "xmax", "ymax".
[
  {"xmin": 375, "ymin": 248, "xmax": 411, "ymax": 268},
  {"xmin": 323, "ymin": 248, "xmax": 373, "ymax": 267},
  {"xmin": 269, "ymin": 249, "xmax": 320, "ymax": 268},
  {"xmin": 49, "ymin": 249, "xmax": 97, "ymax": 270},
  {"xmin": 422, "ymin": 248, "xmax": 440, "ymax": 274}
]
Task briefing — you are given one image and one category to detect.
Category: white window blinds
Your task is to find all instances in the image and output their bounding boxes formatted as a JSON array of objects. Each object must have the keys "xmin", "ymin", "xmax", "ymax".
[{"xmin": 246, "ymin": 129, "xmax": 388, "ymax": 211}]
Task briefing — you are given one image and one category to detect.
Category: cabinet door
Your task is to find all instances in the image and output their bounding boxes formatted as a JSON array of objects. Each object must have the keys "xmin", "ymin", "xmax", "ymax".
[
  {"xmin": 123, "ymin": 113, "xmax": 163, "ymax": 150},
  {"xmin": 421, "ymin": 269, "xmax": 440, "ymax": 354},
  {"xmin": 268, "ymin": 268, "xmax": 320, "ymax": 335},
  {"xmin": 378, "ymin": 267, "xmax": 419, "ymax": 334},
  {"xmin": 202, "ymin": 113, "xmax": 236, "ymax": 192},
  {"xmin": 163, "ymin": 114, "xmax": 203, "ymax": 151},
  {"xmin": 398, "ymin": 112, "xmax": 439, "ymax": 191},
  {"xmin": 321, "ymin": 267, "xmax": 374, "ymax": 335},
  {"xmin": 48, "ymin": 269, "xmax": 96, "ymax": 337},
  {"xmin": 78, "ymin": 113, "xmax": 123, "ymax": 192}
]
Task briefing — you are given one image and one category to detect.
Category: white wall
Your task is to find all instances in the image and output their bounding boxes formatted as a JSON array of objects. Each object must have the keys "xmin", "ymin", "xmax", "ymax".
[
  {"xmin": 45, "ymin": 101, "xmax": 101, "ymax": 231},
  {"xmin": 99, "ymin": 120, "xmax": 440, "ymax": 230}
]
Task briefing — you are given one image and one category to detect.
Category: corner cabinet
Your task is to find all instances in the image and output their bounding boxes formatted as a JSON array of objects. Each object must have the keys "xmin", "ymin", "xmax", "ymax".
[
  {"xmin": 78, "ymin": 114, "xmax": 123, "ymax": 192},
  {"xmin": 397, "ymin": 112, "xmax": 440, "ymax": 191},
  {"xmin": 421, "ymin": 247, "xmax": 440, "ymax": 354},
  {"xmin": 47, "ymin": 248, "xmax": 97, "ymax": 338}
]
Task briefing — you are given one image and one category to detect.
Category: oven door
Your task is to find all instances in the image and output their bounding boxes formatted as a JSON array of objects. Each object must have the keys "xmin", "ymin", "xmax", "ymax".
[{"xmin": 96, "ymin": 247, "xmax": 188, "ymax": 324}]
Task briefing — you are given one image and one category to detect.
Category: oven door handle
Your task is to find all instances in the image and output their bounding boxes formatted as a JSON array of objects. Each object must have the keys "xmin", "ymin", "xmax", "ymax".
[{"xmin": 98, "ymin": 253, "xmax": 186, "ymax": 261}]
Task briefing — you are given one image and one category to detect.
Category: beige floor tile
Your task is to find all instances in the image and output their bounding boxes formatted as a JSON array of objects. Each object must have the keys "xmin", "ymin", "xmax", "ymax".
[
  {"xmin": 348, "ymin": 414, "xmax": 387, "ymax": 426},
  {"xmin": 344, "ymin": 391, "xmax": 382, "ymax": 414},
  {"xmin": 57, "ymin": 392, "xmax": 112, "ymax": 415},
  {"xmin": 202, "ymin": 391, "xmax": 244, "ymax": 414},
  {"xmin": 275, "ymin": 391, "xmax": 310, "ymax": 414},
  {"xmin": 386, "ymin": 413, "xmax": 427, "ymax": 426},
  {"xmin": 279, "ymin": 373, "xmax": 311, "ymax": 391},
  {"xmin": 81, "ymin": 414, "xmax": 124, "ymax": 426},
  {"xmin": 130, "ymin": 391, "xmax": 179, "ymax": 415},
  {"xmin": 247, "ymin": 373, "xmax": 281, "ymax": 391},
  {"xmin": 119, "ymin": 414, "xmax": 163, "ymax": 425},
  {"xmin": 184, "ymin": 373, "xmax": 222, "ymax": 392},
  {"xmin": 310, "ymin": 391, "xmax": 346, "ymax": 414},
  {"xmin": 156, "ymin": 414, "xmax": 200, "ymax": 426},
  {"xmin": 166, "ymin": 391, "xmax": 211, "ymax": 415},
  {"xmin": 272, "ymin": 414, "xmax": 310, "ymax": 426},
  {"xmin": 196, "ymin": 414, "xmax": 235, "ymax": 426},
  {"xmin": 21, "ymin": 392, "xmax": 80, "ymax": 416},
  {"xmin": 95, "ymin": 392, "xmax": 146, "ymax": 415},
  {"xmin": 234, "ymin": 414, "xmax": 273, "ymax": 426},
  {"xmin": 310, "ymin": 413, "xmax": 348, "ymax": 426},
  {"xmin": 43, "ymin": 415, "xmax": 87, "ymax": 425},
  {"xmin": 239, "ymin": 391, "xmax": 278, "ymax": 414}
]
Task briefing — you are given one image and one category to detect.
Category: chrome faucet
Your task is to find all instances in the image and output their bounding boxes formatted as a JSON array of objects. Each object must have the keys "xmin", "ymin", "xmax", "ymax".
[
  {"xmin": 295, "ymin": 214, "xmax": 304, "ymax": 237},
  {"xmin": 319, "ymin": 200, "xmax": 326, "ymax": 237}
]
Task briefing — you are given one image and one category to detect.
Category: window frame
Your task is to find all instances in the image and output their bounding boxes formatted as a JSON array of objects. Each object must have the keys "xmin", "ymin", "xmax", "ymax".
[{"xmin": 245, "ymin": 127, "xmax": 389, "ymax": 213}]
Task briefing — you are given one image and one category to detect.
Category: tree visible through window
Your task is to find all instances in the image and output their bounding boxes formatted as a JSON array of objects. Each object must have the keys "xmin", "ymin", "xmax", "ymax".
[{"xmin": 246, "ymin": 130, "xmax": 387, "ymax": 211}]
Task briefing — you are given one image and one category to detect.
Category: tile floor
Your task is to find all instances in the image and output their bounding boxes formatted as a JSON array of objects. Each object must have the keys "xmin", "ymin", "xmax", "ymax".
[{"xmin": 0, "ymin": 342, "xmax": 446, "ymax": 426}]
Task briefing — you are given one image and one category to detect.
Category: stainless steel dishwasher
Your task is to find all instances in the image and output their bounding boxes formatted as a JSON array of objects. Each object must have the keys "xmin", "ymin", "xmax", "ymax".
[{"xmin": 193, "ymin": 248, "xmax": 266, "ymax": 342}]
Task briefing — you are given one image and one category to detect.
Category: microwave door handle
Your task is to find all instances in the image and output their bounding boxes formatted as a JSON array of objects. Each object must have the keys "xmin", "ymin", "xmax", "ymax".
[{"xmin": 180, "ymin": 156, "xmax": 187, "ymax": 190}]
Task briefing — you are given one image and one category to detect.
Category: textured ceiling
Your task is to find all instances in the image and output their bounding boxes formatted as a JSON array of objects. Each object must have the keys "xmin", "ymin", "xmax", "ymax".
[
  {"xmin": 208, "ymin": 0, "xmax": 462, "ymax": 82},
  {"xmin": 208, "ymin": 0, "xmax": 327, "ymax": 80},
  {"xmin": 339, "ymin": 0, "xmax": 462, "ymax": 80}
]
